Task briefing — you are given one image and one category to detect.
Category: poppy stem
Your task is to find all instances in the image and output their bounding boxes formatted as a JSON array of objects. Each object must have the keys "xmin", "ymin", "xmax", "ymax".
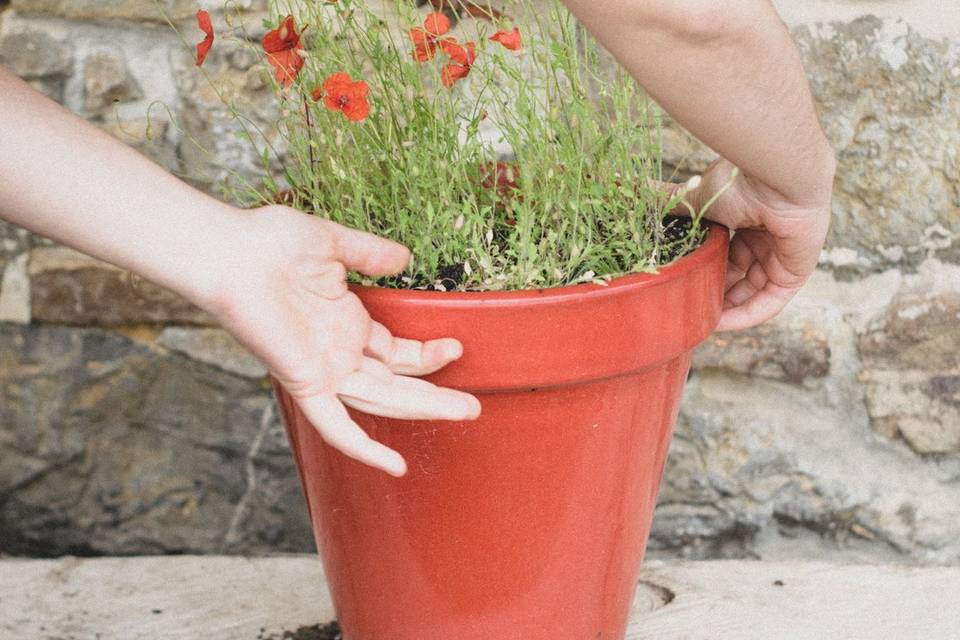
[{"xmin": 302, "ymin": 93, "xmax": 318, "ymax": 197}]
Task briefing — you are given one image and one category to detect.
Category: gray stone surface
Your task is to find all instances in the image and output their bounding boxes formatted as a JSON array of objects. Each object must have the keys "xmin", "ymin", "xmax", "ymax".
[
  {"xmin": 173, "ymin": 36, "xmax": 285, "ymax": 194},
  {"xmin": 0, "ymin": 28, "xmax": 72, "ymax": 79},
  {"xmin": 0, "ymin": 252, "xmax": 30, "ymax": 324},
  {"xmin": 0, "ymin": 3, "xmax": 957, "ymax": 568},
  {"xmin": 859, "ymin": 290, "xmax": 960, "ymax": 454},
  {"xmin": 0, "ymin": 220, "xmax": 31, "ymax": 259},
  {"xmin": 0, "ymin": 324, "xmax": 310, "ymax": 556},
  {"xmin": 664, "ymin": 16, "xmax": 960, "ymax": 271},
  {"xmin": 651, "ymin": 260, "xmax": 960, "ymax": 565},
  {"xmin": 82, "ymin": 51, "xmax": 142, "ymax": 114},
  {"xmin": 799, "ymin": 17, "xmax": 960, "ymax": 270},
  {"xmin": 692, "ymin": 314, "xmax": 831, "ymax": 385},
  {"xmin": 0, "ymin": 222, "xmax": 32, "ymax": 324},
  {"xmin": 158, "ymin": 327, "xmax": 267, "ymax": 379},
  {"xmin": 9, "ymin": 0, "xmax": 197, "ymax": 23},
  {"xmin": 2, "ymin": 556, "xmax": 958, "ymax": 640},
  {"xmin": 29, "ymin": 246, "xmax": 215, "ymax": 326}
]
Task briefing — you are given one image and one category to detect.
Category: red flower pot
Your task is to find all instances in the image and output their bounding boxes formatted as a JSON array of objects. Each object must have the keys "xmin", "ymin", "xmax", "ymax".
[{"xmin": 274, "ymin": 223, "xmax": 728, "ymax": 639}]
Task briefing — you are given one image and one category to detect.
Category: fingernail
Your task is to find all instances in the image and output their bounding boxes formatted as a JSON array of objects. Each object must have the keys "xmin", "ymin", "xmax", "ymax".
[
  {"xmin": 447, "ymin": 340, "xmax": 464, "ymax": 360},
  {"xmin": 386, "ymin": 451, "xmax": 407, "ymax": 477},
  {"xmin": 465, "ymin": 396, "xmax": 482, "ymax": 419}
]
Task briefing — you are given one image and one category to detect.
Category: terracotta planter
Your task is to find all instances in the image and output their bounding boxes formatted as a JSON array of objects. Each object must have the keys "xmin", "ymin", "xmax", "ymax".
[{"xmin": 274, "ymin": 222, "xmax": 728, "ymax": 639}]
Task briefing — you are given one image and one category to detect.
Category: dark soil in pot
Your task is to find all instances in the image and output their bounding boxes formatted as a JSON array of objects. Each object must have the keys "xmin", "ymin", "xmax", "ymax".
[{"xmin": 376, "ymin": 215, "xmax": 701, "ymax": 291}]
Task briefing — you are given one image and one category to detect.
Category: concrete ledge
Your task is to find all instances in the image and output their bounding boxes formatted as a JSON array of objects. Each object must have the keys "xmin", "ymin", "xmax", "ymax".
[{"xmin": 1, "ymin": 556, "xmax": 958, "ymax": 639}]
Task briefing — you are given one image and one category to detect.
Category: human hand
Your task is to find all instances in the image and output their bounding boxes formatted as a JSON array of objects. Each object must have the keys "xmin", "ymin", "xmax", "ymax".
[
  {"xmin": 672, "ymin": 156, "xmax": 835, "ymax": 331},
  {"xmin": 207, "ymin": 205, "xmax": 481, "ymax": 477}
]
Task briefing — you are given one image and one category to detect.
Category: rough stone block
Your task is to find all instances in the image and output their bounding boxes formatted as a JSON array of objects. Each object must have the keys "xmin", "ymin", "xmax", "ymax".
[
  {"xmin": 173, "ymin": 37, "xmax": 284, "ymax": 194},
  {"xmin": 799, "ymin": 17, "xmax": 960, "ymax": 268},
  {"xmin": 13, "ymin": 0, "xmax": 272, "ymax": 22},
  {"xmin": 859, "ymin": 291, "xmax": 960, "ymax": 454},
  {"xmin": 661, "ymin": 16, "xmax": 960, "ymax": 270},
  {"xmin": 0, "ymin": 252, "xmax": 30, "ymax": 324},
  {"xmin": 0, "ymin": 323, "xmax": 310, "ymax": 556},
  {"xmin": 9, "ymin": 0, "xmax": 197, "ymax": 23},
  {"xmin": 0, "ymin": 220, "xmax": 31, "ymax": 258},
  {"xmin": 29, "ymin": 246, "xmax": 215, "ymax": 326},
  {"xmin": 158, "ymin": 327, "xmax": 267, "ymax": 379},
  {"xmin": 0, "ymin": 29, "xmax": 73, "ymax": 79},
  {"xmin": 693, "ymin": 315, "xmax": 831, "ymax": 384},
  {"xmin": 654, "ymin": 384, "xmax": 960, "ymax": 563},
  {"xmin": 83, "ymin": 51, "xmax": 143, "ymax": 114}
]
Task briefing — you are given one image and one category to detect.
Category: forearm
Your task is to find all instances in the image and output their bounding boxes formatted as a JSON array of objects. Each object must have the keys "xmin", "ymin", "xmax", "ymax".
[
  {"xmin": 561, "ymin": 0, "xmax": 835, "ymax": 206},
  {"xmin": 0, "ymin": 65, "xmax": 237, "ymax": 310}
]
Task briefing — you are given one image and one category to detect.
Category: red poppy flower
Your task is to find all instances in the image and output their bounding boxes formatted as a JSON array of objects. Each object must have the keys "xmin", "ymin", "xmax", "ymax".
[
  {"xmin": 424, "ymin": 12, "xmax": 450, "ymax": 36},
  {"xmin": 262, "ymin": 15, "xmax": 307, "ymax": 87},
  {"xmin": 438, "ymin": 39, "xmax": 476, "ymax": 87},
  {"xmin": 490, "ymin": 27, "xmax": 521, "ymax": 51},
  {"xmin": 195, "ymin": 10, "xmax": 214, "ymax": 67},
  {"xmin": 410, "ymin": 12, "xmax": 450, "ymax": 62},
  {"xmin": 314, "ymin": 72, "xmax": 370, "ymax": 122},
  {"xmin": 480, "ymin": 161, "xmax": 520, "ymax": 198}
]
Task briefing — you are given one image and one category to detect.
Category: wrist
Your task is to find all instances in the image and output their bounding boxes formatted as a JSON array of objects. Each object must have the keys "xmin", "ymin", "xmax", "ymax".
[
  {"xmin": 742, "ymin": 138, "xmax": 836, "ymax": 213},
  {"xmin": 155, "ymin": 200, "xmax": 250, "ymax": 317},
  {"xmin": 786, "ymin": 138, "xmax": 837, "ymax": 210}
]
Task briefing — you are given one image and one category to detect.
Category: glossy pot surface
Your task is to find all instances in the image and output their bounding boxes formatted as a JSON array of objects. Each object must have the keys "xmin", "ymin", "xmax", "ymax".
[{"xmin": 274, "ymin": 223, "xmax": 728, "ymax": 639}]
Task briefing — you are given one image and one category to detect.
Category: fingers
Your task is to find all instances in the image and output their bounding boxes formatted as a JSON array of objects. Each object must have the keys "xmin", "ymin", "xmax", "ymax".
[
  {"xmin": 338, "ymin": 357, "xmax": 482, "ymax": 421},
  {"xmin": 724, "ymin": 277, "xmax": 759, "ymax": 308},
  {"xmin": 716, "ymin": 282, "xmax": 798, "ymax": 332},
  {"xmin": 365, "ymin": 321, "xmax": 464, "ymax": 376},
  {"xmin": 295, "ymin": 392, "xmax": 407, "ymax": 477},
  {"xmin": 725, "ymin": 262, "xmax": 747, "ymax": 292},
  {"xmin": 321, "ymin": 220, "xmax": 411, "ymax": 277},
  {"xmin": 719, "ymin": 233, "xmax": 793, "ymax": 329},
  {"xmin": 728, "ymin": 231, "xmax": 757, "ymax": 274}
]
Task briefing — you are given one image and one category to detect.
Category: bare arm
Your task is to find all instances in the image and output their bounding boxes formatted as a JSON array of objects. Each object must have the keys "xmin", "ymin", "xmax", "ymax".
[
  {"xmin": 0, "ymin": 66, "xmax": 479, "ymax": 476},
  {"xmin": 562, "ymin": 0, "xmax": 836, "ymax": 329},
  {"xmin": 0, "ymin": 66, "xmax": 238, "ymax": 307}
]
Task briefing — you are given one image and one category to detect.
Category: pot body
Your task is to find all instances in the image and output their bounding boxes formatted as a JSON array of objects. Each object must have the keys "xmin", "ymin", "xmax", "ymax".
[{"xmin": 274, "ymin": 224, "xmax": 728, "ymax": 640}]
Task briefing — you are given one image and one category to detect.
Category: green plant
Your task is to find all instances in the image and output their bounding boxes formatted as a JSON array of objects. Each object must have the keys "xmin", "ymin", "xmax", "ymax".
[{"xmin": 167, "ymin": 0, "xmax": 721, "ymax": 291}]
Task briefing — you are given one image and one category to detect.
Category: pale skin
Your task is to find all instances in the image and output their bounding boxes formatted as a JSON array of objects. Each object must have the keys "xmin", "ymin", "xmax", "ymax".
[
  {"xmin": 563, "ymin": 0, "xmax": 836, "ymax": 330},
  {"xmin": 0, "ymin": 0, "xmax": 834, "ymax": 475}
]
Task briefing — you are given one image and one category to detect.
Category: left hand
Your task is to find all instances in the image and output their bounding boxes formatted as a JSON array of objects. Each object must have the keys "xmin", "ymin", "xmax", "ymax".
[{"xmin": 206, "ymin": 205, "xmax": 481, "ymax": 477}]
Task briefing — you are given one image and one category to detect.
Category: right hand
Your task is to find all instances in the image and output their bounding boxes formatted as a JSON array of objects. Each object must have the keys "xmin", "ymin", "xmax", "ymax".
[
  {"xmin": 207, "ymin": 205, "xmax": 481, "ymax": 477},
  {"xmin": 670, "ymin": 155, "xmax": 834, "ymax": 332}
]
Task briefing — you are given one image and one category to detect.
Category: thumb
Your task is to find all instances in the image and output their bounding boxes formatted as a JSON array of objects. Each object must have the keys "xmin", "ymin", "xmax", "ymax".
[
  {"xmin": 658, "ymin": 159, "xmax": 744, "ymax": 229},
  {"xmin": 321, "ymin": 220, "xmax": 411, "ymax": 277},
  {"xmin": 655, "ymin": 174, "xmax": 708, "ymax": 219}
]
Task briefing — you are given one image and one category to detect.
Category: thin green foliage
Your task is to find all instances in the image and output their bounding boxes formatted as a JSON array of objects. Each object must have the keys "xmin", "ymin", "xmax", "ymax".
[{"xmin": 167, "ymin": 0, "xmax": 715, "ymax": 290}]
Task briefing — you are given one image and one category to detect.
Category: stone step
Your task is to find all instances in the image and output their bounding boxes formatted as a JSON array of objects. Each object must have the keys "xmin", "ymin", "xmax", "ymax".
[{"xmin": 1, "ymin": 556, "xmax": 957, "ymax": 639}]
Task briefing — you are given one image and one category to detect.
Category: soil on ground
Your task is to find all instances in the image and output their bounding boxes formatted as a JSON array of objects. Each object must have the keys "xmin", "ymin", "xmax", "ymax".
[{"xmin": 258, "ymin": 621, "xmax": 341, "ymax": 640}]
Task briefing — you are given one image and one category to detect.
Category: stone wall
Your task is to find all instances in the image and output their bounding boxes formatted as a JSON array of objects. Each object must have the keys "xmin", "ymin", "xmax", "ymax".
[{"xmin": 0, "ymin": 1, "xmax": 958, "ymax": 563}]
